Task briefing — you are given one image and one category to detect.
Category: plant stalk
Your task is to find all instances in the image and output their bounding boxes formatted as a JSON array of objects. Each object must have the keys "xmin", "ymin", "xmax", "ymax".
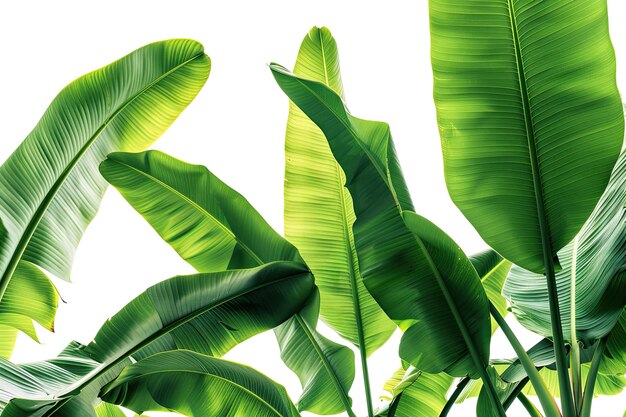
[
  {"xmin": 490, "ymin": 304, "xmax": 561, "ymax": 417},
  {"xmin": 569, "ymin": 237, "xmax": 582, "ymax": 413},
  {"xmin": 440, "ymin": 377, "xmax": 470, "ymax": 417},
  {"xmin": 518, "ymin": 393, "xmax": 545, "ymax": 417},
  {"xmin": 580, "ymin": 338, "xmax": 607, "ymax": 417},
  {"xmin": 359, "ymin": 346, "xmax": 374, "ymax": 417},
  {"xmin": 543, "ymin": 251, "xmax": 576, "ymax": 417}
]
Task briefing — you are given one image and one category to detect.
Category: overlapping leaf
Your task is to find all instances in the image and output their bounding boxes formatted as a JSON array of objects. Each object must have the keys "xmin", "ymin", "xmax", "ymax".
[
  {"xmin": 100, "ymin": 150, "xmax": 354, "ymax": 415},
  {"xmin": 283, "ymin": 26, "xmax": 395, "ymax": 355},
  {"xmin": 504, "ymin": 149, "xmax": 626, "ymax": 345},
  {"xmin": 271, "ymin": 65, "xmax": 491, "ymax": 378}
]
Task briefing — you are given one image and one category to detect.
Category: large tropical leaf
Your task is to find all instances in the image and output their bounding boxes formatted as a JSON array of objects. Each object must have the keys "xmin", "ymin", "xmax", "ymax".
[
  {"xmin": 270, "ymin": 65, "xmax": 491, "ymax": 378},
  {"xmin": 504, "ymin": 148, "xmax": 626, "ymax": 345},
  {"xmin": 0, "ymin": 39, "xmax": 210, "ymax": 351},
  {"xmin": 100, "ymin": 150, "xmax": 354, "ymax": 415},
  {"xmin": 283, "ymin": 26, "xmax": 395, "ymax": 355},
  {"xmin": 0, "ymin": 262, "xmax": 314, "ymax": 416},
  {"xmin": 101, "ymin": 350, "xmax": 300, "ymax": 417},
  {"xmin": 430, "ymin": 0, "xmax": 624, "ymax": 273}
]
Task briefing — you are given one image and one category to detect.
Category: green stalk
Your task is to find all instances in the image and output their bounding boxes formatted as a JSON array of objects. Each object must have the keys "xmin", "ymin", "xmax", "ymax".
[
  {"xmin": 580, "ymin": 338, "xmax": 607, "ymax": 417},
  {"xmin": 543, "ymin": 252, "xmax": 576, "ymax": 417},
  {"xmin": 505, "ymin": 0, "xmax": 576, "ymax": 413},
  {"xmin": 569, "ymin": 237, "xmax": 582, "ymax": 412},
  {"xmin": 359, "ymin": 345, "xmax": 374, "ymax": 417},
  {"xmin": 440, "ymin": 377, "xmax": 470, "ymax": 417},
  {"xmin": 518, "ymin": 393, "xmax": 545, "ymax": 417},
  {"xmin": 490, "ymin": 304, "xmax": 561, "ymax": 417}
]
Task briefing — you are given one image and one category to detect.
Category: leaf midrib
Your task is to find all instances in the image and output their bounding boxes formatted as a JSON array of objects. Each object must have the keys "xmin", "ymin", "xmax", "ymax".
[
  {"xmin": 505, "ymin": 0, "xmax": 553, "ymax": 253},
  {"xmin": 0, "ymin": 51, "xmax": 207, "ymax": 300}
]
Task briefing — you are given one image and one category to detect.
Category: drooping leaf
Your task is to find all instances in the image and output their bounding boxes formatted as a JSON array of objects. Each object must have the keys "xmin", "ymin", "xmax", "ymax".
[
  {"xmin": 283, "ymin": 26, "xmax": 395, "ymax": 355},
  {"xmin": 0, "ymin": 262, "xmax": 314, "ymax": 416},
  {"xmin": 100, "ymin": 150, "xmax": 355, "ymax": 415},
  {"xmin": 101, "ymin": 350, "xmax": 300, "ymax": 417},
  {"xmin": 430, "ymin": 0, "xmax": 624, "ymax": 273},
  {"xmin": 0, "ymin": 39, "xmax": 210, "ymax": 354},
  {"xmin": 504, "ymin": 149, "xmax": 626, "ymax": 345},
  {"xmin": 469, "ymin": 250, "xmax": 512, "ymax": 333},
  {"xmin": 271, "ymin": 65, "xmax": 491, "ymax": 378},
  {"xmin": 0, "ymin": 261, "xmax": 58, "ymax": 342}
]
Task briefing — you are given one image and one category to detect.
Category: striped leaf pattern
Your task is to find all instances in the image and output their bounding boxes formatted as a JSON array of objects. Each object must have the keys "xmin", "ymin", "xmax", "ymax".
[{"xmin": 430, "ymin": 0, "xmax": 624, "ymax": 273}]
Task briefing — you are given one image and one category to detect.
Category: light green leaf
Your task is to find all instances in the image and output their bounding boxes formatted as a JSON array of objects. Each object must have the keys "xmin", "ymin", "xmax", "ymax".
[
  {"xmin": 0, "ymin": 325, "xmax": 17, "ymax": 359},
  {"xmin": 430, "ymin": 0, "xmax": 624, "ymax": 273},
  {"xmin": 94, "ymin": 403, "xmax": 126, "ymax": 417},
  {"xmin": 284, "ymin": 26, "xmax": 395, "ymax": 355},
  {"xmin": 100, "ymin": 150, "xmax": 355, "ymax": 415},
  {"xmin": 0, "ymin": 262, "xmax": 314, "ymax": 416},
  {"xmin": 377, "ymin": 368, "xmax": 453, "ymax": 417},
  {"xmin": 270, "ymin": 65, "xmax": 491, "ymax": 377},
  {"xmin": 504, "ymin": 149, "xmax": 626, "ymax": 345},
  {"xmin": 101, "ymin": 350, "xmax": 300, "ymax": 417},
  {"xmin": 0, "ymin": 39, "xmax": 210, "ymax": 354},
  {"xmin": 0, "ymin": 261, "xmax": 58, "ymax": 342}
]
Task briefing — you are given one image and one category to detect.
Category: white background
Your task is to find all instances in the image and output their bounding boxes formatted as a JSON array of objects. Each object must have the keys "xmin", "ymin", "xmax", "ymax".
[{"xmin": 1, "ymin": 1, "xmax": 625, "ymax": 416}]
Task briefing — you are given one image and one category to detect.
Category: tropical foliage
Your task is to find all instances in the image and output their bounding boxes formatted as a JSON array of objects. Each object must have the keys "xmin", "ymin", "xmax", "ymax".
[{"xmin": 0, "ymin": 2, "xmax": 624, "ymax": 417}]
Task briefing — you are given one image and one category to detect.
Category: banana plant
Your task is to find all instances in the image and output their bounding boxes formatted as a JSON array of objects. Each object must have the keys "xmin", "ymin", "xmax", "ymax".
[
  {"xmin": 0, "ymin": 39, "xmax": 211, "ymax": 358},
  {"xmin": 429, "ymin": 0, "xmax": 624, "ymax": 416},
  {"xmin": 2, "ymin": 6, "xmax": 625, "ymax": 417}
]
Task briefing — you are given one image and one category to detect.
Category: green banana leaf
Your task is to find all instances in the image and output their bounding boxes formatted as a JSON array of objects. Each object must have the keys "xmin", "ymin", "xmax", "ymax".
[
  {"xmin": 430, "ymin": 0, "xmax": 624, "ymax": 273},
  {"xmin": 504, "ymin": 148, "xmax": 626, "ymax": 345},
  {"xmin": 270, "ymin": 64, "xmax": 491, "ymax": 378},
  {"xmin": 100, "ymin": 150, "xmax": 354, "ymax": 415},
  {"xmin": 101, "ymin": 350, "xmax": 300, "ymax": 417},
  {"xmin": 469, "ymin": 250, "xmax": 512, "ymax": 333},
  {"xmin": 0, "ymin": 39, "xmax": 210, "ymax": 351},
  {"xmin": 283, "ymin": 26, "xmax": 395, "ymax": 355},
  {"xmin": 0, "ymin": 262, "xmax": 314, "ymax": 416},
  {"xmin": 376, "ymin": 366, "xmax": 453, "ymax": 417}
]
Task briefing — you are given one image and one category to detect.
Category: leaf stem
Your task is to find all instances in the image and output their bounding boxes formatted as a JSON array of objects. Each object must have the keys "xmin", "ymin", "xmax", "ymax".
[
  {"xmin": 490, "ymin": 304, "xmax": 561, "ymax": 417},
  {"xmin": 580, "ymin": 338, "xmax": 607, "ymax": 417},
  {"xmin": 518, "ymin": 393, "xmax": 544, "ymax": 417},
  {"xmin": 569, "ymin": 237, "xmax": 582, "ymax": 413},
  {"xmin": 544, "ymin": 252, "xmax": 576, "ymax": 417},
  {"xmin": 439, "ymin": 377, "xmax": 470, "ymax": 417},
  {"xmin": 359, "ymin": 344, "xmax": 374, "ymax": 417}
]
